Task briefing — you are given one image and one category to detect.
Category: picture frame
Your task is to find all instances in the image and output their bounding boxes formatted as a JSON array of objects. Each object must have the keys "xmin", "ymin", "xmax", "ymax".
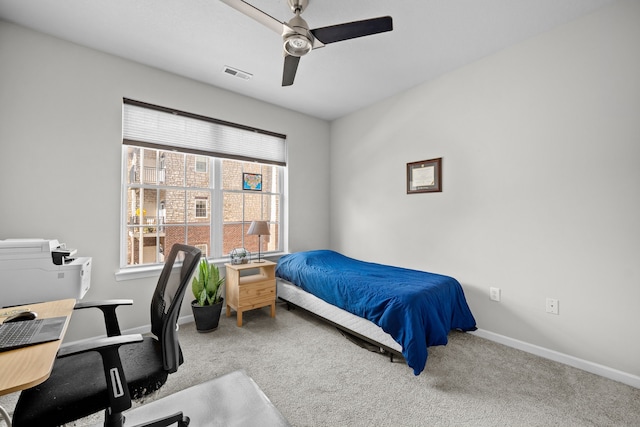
[
  {"xmin": 242, "ymin": 173, "xmax": 262, "ymax": 191},
  {"xmin": 407, "ymin": 157, "xmax": 442, "ymax": 194}
]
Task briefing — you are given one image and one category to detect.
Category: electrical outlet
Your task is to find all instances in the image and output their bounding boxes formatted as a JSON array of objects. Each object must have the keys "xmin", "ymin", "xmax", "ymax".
[
  {"xmin": 546, "ymin": 298, "xmax": 559, "ymax": 315},
  {"xmin": 490, "ymin": 287, "xmax": 501, "ymax": 302}
]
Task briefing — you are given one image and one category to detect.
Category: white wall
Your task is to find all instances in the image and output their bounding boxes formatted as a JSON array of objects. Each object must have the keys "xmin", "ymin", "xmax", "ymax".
[
  {"xmin": 1, "ymin": 1, "xmax": 638, "ymax": 384},
  {"xmin": 330, "ymin": 0, "xmax": 640, "ymax": 379},
  {"xmin": 0, "ymin": 20, "xmax": 331, "ymax": 341}
]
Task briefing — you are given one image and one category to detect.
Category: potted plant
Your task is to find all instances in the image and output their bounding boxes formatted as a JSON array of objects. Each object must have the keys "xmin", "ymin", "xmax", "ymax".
[{"xmin": 191, "ymin": 259, "xmax": 225, "ymax": 332}]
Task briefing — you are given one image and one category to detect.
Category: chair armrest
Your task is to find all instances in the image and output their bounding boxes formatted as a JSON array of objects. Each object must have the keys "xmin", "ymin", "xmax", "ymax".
[
  {"xmin": 57, "ymin": 334, "xmax": 144, "ymax": 416},
  {"xmin": 74, "ymin": 299, "xmax": 134, "ymax": 337},
  {"xmin": 58, "ymin": 334, "xmax": 143, "ymax": 358},
  {"xmin": 74, "ymin": 299, "xmax": 133, "ymax": 310}
]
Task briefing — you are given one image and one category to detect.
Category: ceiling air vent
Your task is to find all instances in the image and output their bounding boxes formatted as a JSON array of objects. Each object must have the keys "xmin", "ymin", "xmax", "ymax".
[{"xmin": 223, "ymin": 66, "xmax": 252, "ymax": 80}]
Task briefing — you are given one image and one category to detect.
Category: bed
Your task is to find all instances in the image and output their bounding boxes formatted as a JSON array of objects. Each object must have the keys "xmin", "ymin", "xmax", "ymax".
[{"xmin": 275, "ymin": 250, "xmax": 477, "ymax": 375}]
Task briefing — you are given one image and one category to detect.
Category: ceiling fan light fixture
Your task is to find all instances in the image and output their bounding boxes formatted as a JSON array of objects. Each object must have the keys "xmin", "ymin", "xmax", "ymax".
[{"xmin": 283, "ymin": 33, "xmax": 312, "ymax": 56}]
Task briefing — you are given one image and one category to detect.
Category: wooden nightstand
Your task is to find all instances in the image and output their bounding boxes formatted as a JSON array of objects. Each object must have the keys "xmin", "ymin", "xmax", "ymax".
[{"xmin": 225, "ymin": 260, "xmax": 276, "ymax": 327}]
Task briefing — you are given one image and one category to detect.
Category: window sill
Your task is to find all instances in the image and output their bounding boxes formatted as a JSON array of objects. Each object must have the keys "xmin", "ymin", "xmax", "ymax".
[
  {"xmin": 115, "ymin": 264, "xmax": 164, "ymax": 281},
  {"xmin": 115, "ymin": 252, "xmax": 287, "ymax": 282}
]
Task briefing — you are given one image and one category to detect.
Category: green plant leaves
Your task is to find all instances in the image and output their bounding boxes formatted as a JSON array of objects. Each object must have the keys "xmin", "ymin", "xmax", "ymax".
[{"xmin": 192, "ymin": 259, "xmax": 225, "ymax": 306}]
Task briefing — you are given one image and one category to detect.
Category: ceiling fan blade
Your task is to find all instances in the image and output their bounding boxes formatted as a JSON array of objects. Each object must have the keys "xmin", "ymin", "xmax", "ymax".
[
  {"xmin": 282, "ymin": 54, "xmax": 301, "ymax": 86},
  {"xmin": 311, "ymin": 16, "xmax": 393, "ymax": 44},
  {"xmin": 220, "ymin": 0, "xmax": 289, "ymax": 35}
]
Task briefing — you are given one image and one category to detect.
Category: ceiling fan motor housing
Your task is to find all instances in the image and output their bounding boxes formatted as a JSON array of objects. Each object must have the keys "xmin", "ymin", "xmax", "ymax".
[{"xmin": 283, "ymin": 14, "xmax": 313, "ymax": 56}]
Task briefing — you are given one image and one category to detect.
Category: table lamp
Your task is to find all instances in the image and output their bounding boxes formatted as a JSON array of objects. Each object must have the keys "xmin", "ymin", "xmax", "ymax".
[{"xmin": 247, "ymin": 221, "xmax": 270, "ymax": 263}]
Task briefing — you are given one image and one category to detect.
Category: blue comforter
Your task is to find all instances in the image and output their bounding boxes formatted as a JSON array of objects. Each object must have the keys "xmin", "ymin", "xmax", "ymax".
[{"xmin": 275, "ymin": 250, "xmax": 477, "ymax": 375}]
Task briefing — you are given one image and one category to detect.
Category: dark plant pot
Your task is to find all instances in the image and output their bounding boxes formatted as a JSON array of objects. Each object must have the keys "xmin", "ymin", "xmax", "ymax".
[{"xmin": 191, "ymin": 298, "xmax": 224, "ymax": 333}]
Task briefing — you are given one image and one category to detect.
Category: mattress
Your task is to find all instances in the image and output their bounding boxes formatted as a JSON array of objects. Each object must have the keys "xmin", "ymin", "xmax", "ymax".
[{"xmin": 277, "ymin": 278, "xmax": 402, "ymax": 354}]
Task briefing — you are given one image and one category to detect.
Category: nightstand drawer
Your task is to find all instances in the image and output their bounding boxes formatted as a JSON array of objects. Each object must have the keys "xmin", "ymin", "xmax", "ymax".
[{"xmin": 239, "ymin": 280, "xmax": 275, "ymax": 301}]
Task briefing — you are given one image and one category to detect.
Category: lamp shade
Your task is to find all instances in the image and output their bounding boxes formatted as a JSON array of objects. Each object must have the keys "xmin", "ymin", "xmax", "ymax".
[{"xmin": 247, "ymin": 221, "xmax": 270, "ymax": 236}]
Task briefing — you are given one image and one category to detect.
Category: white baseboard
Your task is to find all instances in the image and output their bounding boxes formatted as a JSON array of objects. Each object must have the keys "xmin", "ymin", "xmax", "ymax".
[
  {"xmin": 178, "ymin": 314, "xmax": 195, "ymax": 326},
  {"xmin": 471, "ymin": 328, "xmax": 640, "ymax": 389}
]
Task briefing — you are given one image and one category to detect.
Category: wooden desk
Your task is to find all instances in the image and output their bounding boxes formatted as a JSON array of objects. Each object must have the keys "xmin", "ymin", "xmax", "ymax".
[{"xmin": 0, "ymin": 299, "xmax": 75, "ymax": 395}]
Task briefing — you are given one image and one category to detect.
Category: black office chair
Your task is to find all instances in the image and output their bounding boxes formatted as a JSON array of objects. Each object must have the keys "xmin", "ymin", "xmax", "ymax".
[{"xmin": 12, "ymin": 244, "xmax": 202, "ymax": 427}]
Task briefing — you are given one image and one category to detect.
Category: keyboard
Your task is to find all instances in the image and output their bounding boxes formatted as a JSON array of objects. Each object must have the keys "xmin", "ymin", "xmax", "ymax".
[{"xmin": 0, "ymin": 320, "xmax": 44, "ymax": 349}]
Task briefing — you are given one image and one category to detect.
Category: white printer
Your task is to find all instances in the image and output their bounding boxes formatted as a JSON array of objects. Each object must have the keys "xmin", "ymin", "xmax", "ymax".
[{"xmin": 0, "ymin": 239, "xmax": 91, "ymax": 307}]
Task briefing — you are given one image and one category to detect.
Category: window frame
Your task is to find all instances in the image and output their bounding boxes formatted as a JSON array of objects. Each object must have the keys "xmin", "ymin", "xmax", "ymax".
[{"xmin": 119, "ymin": 149, "xmax": 285, "ymax": 275}]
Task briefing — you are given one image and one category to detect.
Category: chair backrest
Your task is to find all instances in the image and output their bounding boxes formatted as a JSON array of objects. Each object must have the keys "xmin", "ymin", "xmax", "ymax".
[{"xmin": 150, "ymin": 244, "xmax": 201, "ymax": 373}]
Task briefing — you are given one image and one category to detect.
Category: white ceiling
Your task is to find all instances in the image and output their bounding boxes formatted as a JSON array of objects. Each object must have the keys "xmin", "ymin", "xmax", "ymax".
[{"xmin": 0, "ymin": 0, "xmax": 616, "ymax": 121}]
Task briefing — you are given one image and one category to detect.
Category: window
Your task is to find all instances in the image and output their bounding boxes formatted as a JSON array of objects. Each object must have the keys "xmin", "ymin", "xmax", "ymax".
[
  {"xmin": 194, "ymin": 244, "xmax": 208, "ymax": 258},
  {"xmin": 121, "ymin": 99, "xmax": 286, "ymax": 268},
  {"xmin": 195, "ymin": 156, "xmax": 208, "ymax": 173},
  {"xmin": 221, "ymin": 160, "xmax": 281, "ymax": 257},
  {"xmin": 195, "ymin": 198, "xmax": 208, "ymax": 218}
]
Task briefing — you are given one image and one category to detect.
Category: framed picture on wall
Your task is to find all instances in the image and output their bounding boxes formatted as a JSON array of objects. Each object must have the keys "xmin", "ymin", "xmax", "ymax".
[
  {"xmin": 242, "ymin": 173, "xmax": 262, "ymax": 191},
  {"xmin": 407, "ymin": 158, "xmax": 442, "ymax": 194}
]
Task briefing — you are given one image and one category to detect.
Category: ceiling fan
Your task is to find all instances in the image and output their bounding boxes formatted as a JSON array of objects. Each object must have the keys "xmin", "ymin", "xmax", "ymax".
[{"xmin": 220, "ymin": 0, "xmax": 393, "ymax": 86}]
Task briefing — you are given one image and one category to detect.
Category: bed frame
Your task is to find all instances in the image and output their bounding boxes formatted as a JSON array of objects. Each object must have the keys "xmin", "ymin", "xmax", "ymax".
[{"xmin": 277, "ymin": 279, "xmax": 404, "ymax": 362}]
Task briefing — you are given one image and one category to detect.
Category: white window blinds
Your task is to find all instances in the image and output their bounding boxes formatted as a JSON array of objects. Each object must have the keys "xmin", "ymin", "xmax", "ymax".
[{"xmin": 122, "ymin": 99, "xmax": 286, "ymax": 166}]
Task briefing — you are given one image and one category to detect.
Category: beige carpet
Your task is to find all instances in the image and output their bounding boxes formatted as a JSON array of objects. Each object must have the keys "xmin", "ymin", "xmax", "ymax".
[{"xmin": 2, "ymin": 301, "xmax": 639, "ymax": 426}]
